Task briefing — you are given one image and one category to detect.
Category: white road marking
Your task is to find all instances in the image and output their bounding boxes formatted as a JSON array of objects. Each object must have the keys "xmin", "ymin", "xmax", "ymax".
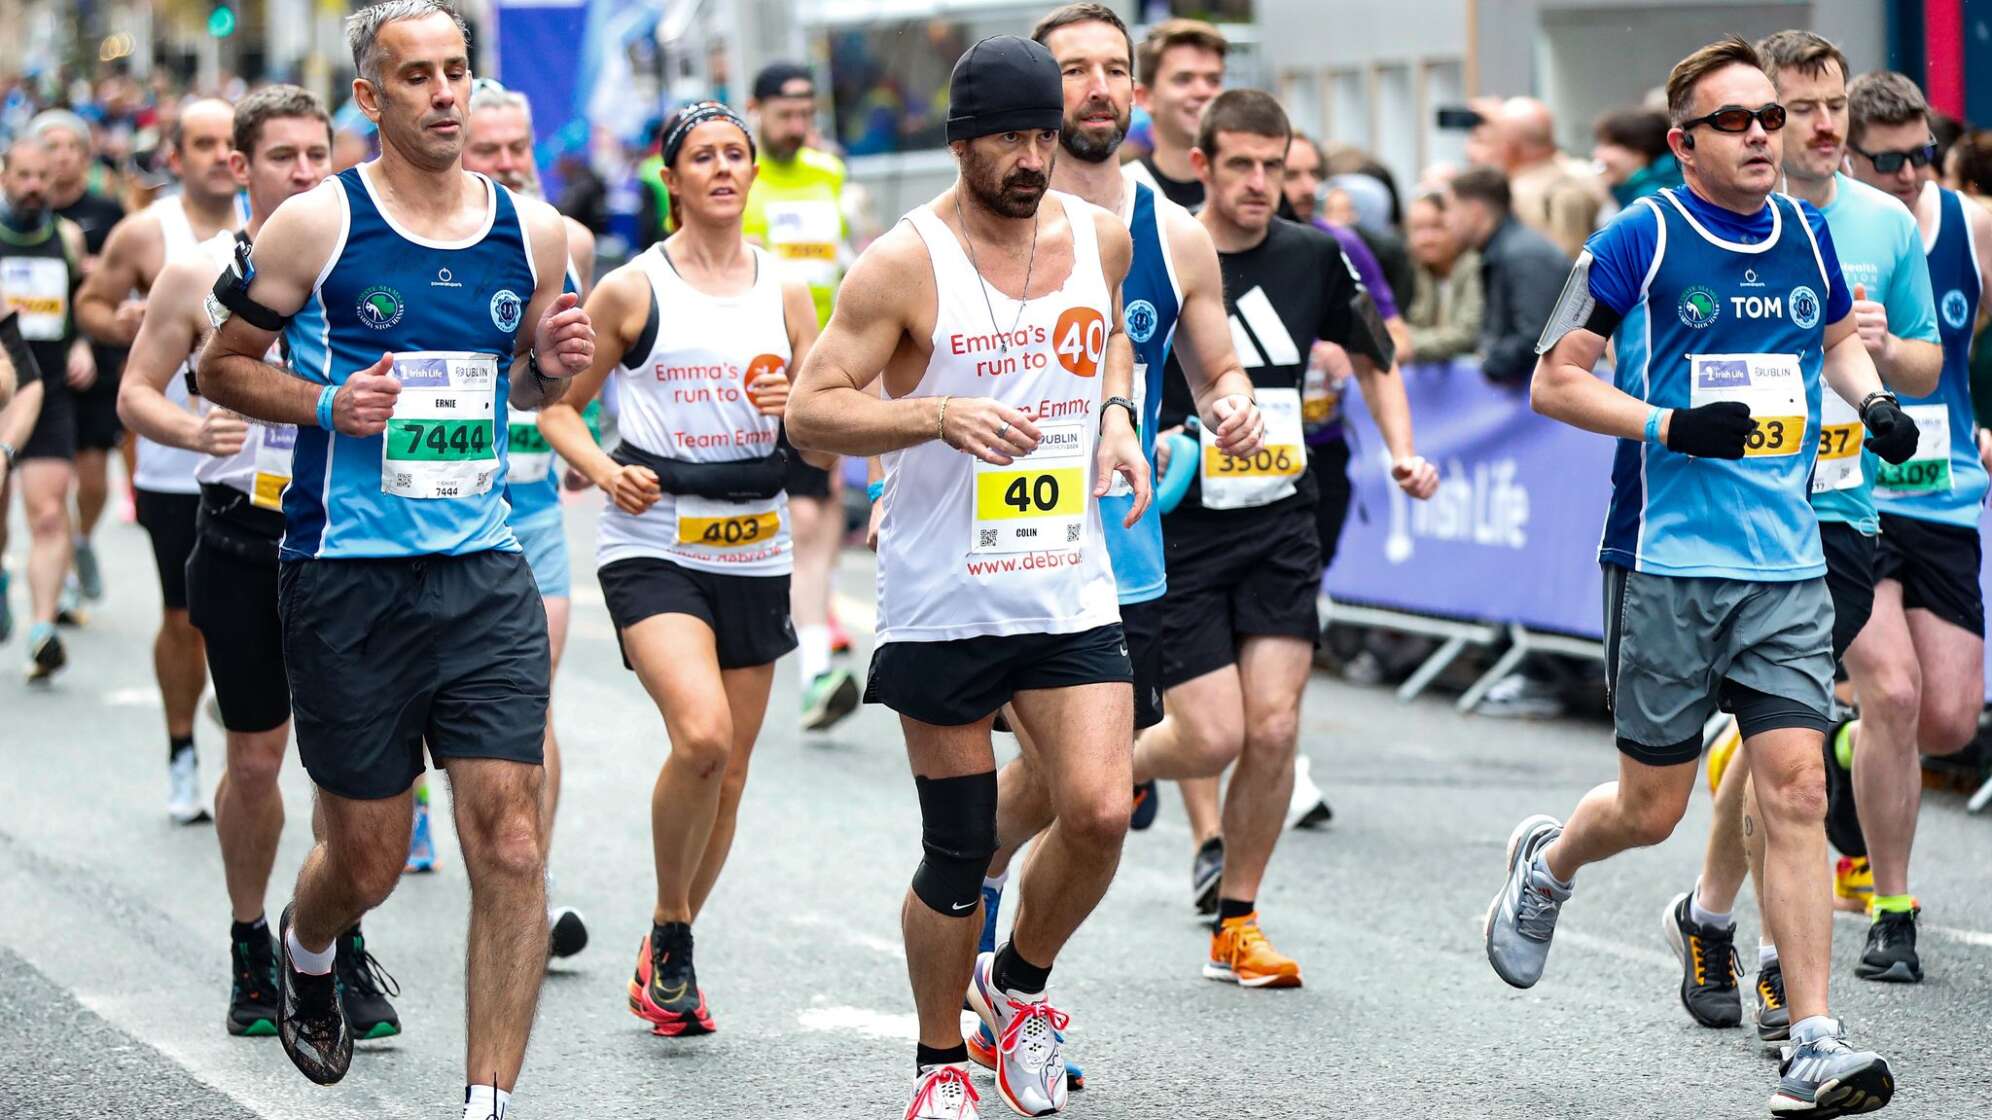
[
  {"xmin": 102, "ymin": 687, "xmax": 159, "ymax": 707},
  {"xmin": 1923, "ymin": 922, "xmax": 1992, "ymax": 949},
  {"xmin": 798, "ymin": 1005, "xmax": 919, "ymax": 1040}
]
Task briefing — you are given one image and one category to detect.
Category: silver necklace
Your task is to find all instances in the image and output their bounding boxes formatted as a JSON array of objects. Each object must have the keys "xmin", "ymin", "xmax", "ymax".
[{"xmin": 954, "ymin": 193, "xmax": 1038, "ymax": 355}]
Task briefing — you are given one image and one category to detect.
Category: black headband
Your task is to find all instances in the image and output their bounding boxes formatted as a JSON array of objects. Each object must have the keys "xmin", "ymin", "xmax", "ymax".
[{"xmin": 663, "ymin": 101, "xmax": 755, "ymax": 167}]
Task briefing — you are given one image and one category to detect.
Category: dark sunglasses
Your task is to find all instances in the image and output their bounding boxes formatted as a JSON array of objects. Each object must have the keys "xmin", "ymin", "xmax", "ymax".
[
  {"xmin": 1680, "ymin": 104, "xmax": 1788, "ymax": 135},
  {"xmin": 1851, "ymin": 141, "xmax": 1939, "ymax": 173}
]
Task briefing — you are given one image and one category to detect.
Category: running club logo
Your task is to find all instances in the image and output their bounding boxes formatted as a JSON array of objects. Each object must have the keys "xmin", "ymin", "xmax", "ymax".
[
  {"xmin": 1942, "ymin": 289, "xmax": 1971, "ymax": 330},
  {"xmin": 1124, "ymin": 299, "xmax": 1158, "ymax": 344},
  {"xmin": 1678, "ymin": 285, "xmax": 1720, "ymax": 329},
  {"xmin": 490, "ymin": 289, "xmax": 524, "ymax": 334},
  {"xmin": 357, "ymin": 285, "xmax": 404, "ymax": 330},
  {"xmin": 1788, "ymin": 285, "xmax": 1822, "ymax": 330}
]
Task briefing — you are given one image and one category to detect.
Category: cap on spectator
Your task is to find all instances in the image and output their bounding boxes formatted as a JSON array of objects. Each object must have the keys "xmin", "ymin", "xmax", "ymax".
[
  {"xmin": 752, "ymin": 62, "xmax": 814, "ymax": 102},
  {"xmin": 1329, "ymin": 172, "xmax": 1393, "ymax": 235},
  {"xmin": 28, "ymin": 109, "xmax": 91, "ymax": 144}
]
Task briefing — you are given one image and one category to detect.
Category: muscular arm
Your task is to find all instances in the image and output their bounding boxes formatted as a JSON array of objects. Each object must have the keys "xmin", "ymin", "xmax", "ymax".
[
  {"xmin": 506, "ymin": 197, "xmax": 583, "ymax": 411},
  {"xmin": 1351, "ymin": 354, "xmax": 1418, "ymax": 460},
  {"xmin": 75, "ymin": 213, "xmax": 155, "ymax": 345},
  {"xmin": 780, "ymin": 278, "xmax": 833, "ymax": 469},
  {"xmin": 1095, "ymin": 213, "xmax": 1135, "ymax": 407},
  {"xmin": 537, "ymin": 264, "xmax": 641, "ymax": 486},
  {"xmin": 117, "ymin": 255, "xmax": 211, "ymax": 449},
  {"xmin": 199, "ymin": 187, "xmax": 339, "ymax": 427}
]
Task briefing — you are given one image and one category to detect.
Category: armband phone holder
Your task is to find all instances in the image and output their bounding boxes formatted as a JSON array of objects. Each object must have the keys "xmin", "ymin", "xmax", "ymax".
[{"xmin": 207, "ymin": 234, "xmax": 291, "ymax": 333}]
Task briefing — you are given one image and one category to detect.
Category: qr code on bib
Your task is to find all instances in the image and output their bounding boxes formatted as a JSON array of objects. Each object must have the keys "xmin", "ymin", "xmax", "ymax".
[
  {"xmin": 980, "ymin": 529, "xmax": 998, "ymax": 548},
  {"xmin": 1066, "ymin": 524, "xmax": 1081, "ymax": 543}
]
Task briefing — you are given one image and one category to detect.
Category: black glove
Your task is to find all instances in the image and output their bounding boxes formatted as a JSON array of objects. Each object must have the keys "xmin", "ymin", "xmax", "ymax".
[
  {"xmin": 1860, "ymin": 395, "xmax": 1919, "ymax": 464},
  {"xmin": 1663, "ymin": 400, "xmax": 1755, "ymax": 459}
]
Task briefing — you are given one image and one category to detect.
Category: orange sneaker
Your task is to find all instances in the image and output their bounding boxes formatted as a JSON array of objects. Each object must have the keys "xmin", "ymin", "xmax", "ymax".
[
  {"xmin": 1705, "ymin": 716, "xmax": 1742, "ymax": 795},
  {"xmin": 1204, "ymin": 912, "xmax": 1302, "ymax": 988},
  {"xmin": 1833, "ymin": 856, "xmax": 1873, "ymax": 914}
]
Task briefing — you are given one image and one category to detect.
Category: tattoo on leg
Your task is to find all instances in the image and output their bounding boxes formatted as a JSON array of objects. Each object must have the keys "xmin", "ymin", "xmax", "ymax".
[{"xmin": 1743, "ymin": 814, "xmax": 1754, "ymax": 837}]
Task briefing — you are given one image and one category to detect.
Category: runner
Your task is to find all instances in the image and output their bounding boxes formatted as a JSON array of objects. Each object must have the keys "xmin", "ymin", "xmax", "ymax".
[
  {"xmin": 786, "ymin": 35, "xmax": 1175, "ymax": 1119},
  {"xmin": 1, "ymin": 313, "xmax": 48, "ymax": 515},
  {"xmin": 1486, "ymin": 35, "xmax": 1911, "ymax": 1117},
  {"xmin": 1124, "ymin": 89, "xmax": 1434, "ymax": 988},
  {"xmin": 32, "ymin": 110, "xmax": 125, "ymax": 605},
  {"xmin": 76, "ymin": 96, "xmax": 242, "ymax": 823},
  {"xmin": 1126, "ymin": 19, "xmax": 1224, "ymax": 210},
  {"xmin": 965, "ymin": 2, "xmax": 1263, "ymax": 1082},
  {"xmin": 196, "ymin": 4, "xmax": 591, "ymax": 1112},
  {"xmin": 116, "ymin": 83, "xmax": 404, "ymax": 1044},
  {"xmin": 455, "ymin": 74, "xmax": 596, "ymax": 957},
  {"xmin": 742, "ymin": 61, "xmax": 862, "ymax": 732},
  {"xmin": 537, "ymin": 99, "xmax": 816, "ymax": 1039},
  {"xmin": 1673, "ymin": 30, "xmax": 1942, "ymax": 1040},
  {"xmin": 1835, "ymin": 69, "xmax": 1992, "ymax": 984},
  {"xmin": 0, "ymin": 135, "xmax": 90, "ymax": 681}
]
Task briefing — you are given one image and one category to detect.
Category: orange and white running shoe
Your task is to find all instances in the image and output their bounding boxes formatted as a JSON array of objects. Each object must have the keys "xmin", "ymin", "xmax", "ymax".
[
  {"xmin": 965, "ymin": 951, "xmax": 1069, "ymax": 1116},
  {"xmin": 627, "ymin": 925, "xmax": 715, "ymax": 1037},
  {"xmin": 1204, "ymin": 912, "xmax": 1303, "ymax": 989},
  {"xmin": 907, "ymin": 1063, "xmax": 980, "ymax": 1120}
]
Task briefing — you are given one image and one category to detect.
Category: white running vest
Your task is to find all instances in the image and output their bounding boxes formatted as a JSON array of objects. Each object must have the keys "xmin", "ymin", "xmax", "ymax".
[
  {"xmin": 186, "ymin": 233, "xmax": 297, "ymax": 507},
  {"xmin": 596, "ymin": 243, "xmax": 793, "ymax": 576},
  {"xmin": 877, "ymin": 192, "xmax": 1120, "ymax": 643},
  {"xmin": 131, "ymin": 197, "xmax": 211, "ymax": 495}
]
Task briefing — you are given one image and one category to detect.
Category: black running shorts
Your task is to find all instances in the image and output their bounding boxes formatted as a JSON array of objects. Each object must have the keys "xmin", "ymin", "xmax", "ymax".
[
  {"xmin": 1121, "ymin": 597, "xmax": 1165, "ymax": 731},
  {"xmin": 865, "ymin": 623, "xmax": 1133, "ymax": 728},
  {"xmin": 1158, "ymin": 506, "xmax": 1323, "ymax": 689},
  {"xmin": 280, "ymin": 550, "xmax": 549, "ymax": 800},
  {"xmin": 71, "ymin": 363, "xmax": 123, "ymax": 451},
  {"xmin": 187, "ymin": 538, "xmax": 290, "ymax": 734},
  {"xmin": 135, "ymin": 488, "xmax": 199, "ymax": 611},
  {"xmin": 16, "ymin": 377, "xmax": 75, "ymax": 461},
  {"xmin": 1874, "ymin": 512, "xmax": 1985, "ymax": 636},
  {"xmin": 1819, "ymin": 520, "xmax": 1877, "ymax": 661},
  {"xmin": 598, "ymin": 556, "xmax": 797, "ymax": 671}
]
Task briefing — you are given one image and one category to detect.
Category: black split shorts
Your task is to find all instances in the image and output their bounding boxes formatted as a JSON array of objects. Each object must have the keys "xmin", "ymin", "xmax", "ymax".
[
  {"xmin": 1819, "ymin": 520, "xmax": 1877, "ymax": 661},
  {"xmin": 1874, "ymin": 512, "xmax": 1985, "ymax": 636},
  {"xmin": 1158, "ymin": 505, "xmax": 1323, "ymax": 689},
  {"xmin": 1121, "ymin": 597, "xmax": 1166, "ymax": 731},
  {"xmin": 598, "ymin": 556, "xmax": 797, "ymax": 671},
  {"xmin": 866, "ymin": 623, "xmax": 1133, "ymax": 728}
]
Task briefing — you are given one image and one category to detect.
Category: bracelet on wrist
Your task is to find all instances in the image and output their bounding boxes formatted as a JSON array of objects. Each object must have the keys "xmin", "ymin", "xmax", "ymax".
[
  {"xmin": 937, "ymin": 395, "xmax": 952, "ymax": 443},
  {"xmin": 1644, "ymin": 406, "xmax": 1664, "ymax": 445},
  {"xmin": 316, "ymin": 384, "xmax": 338, "ymax": 431},
  {"xmin": 866, "ymin": 480, "xmax": 885, "ymax": 503}
]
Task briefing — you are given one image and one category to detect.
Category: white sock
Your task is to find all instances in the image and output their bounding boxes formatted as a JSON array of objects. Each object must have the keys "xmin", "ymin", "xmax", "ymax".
[
  {"xmin": 1689, "ymin": 888, "xmax": 1733, "ymax": 930},
  {"xmin": 1790, "ymin": 1015, "xmax": 1835, "ymax": 1044},
  {"xmin": 798, "ymin": 624, "xmax": 832, "ymax": 681},
  {"xmin": 464, "ymin": 1084, "xmax": 510, "ymax": 1120},
  {"xmin": 1759, "ymin": 942, "xmax": 1778, "ymax": 967},
  {"xmin": 286, "ymin": 927, "xmax": 334, "ymax": 976},
  {"xmin": 982, "ymin": 868, "xmax": 1009, "ymax": 893},
  {"xmin": 1527, "ymin": 855, "xmax": 1572, "ymax": 896}
]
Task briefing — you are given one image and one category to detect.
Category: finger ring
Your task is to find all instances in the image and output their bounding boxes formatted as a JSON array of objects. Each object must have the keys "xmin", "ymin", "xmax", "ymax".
[{"xmin": 995, "ymin": 420, "xmax": 1011, "ymax": 440}]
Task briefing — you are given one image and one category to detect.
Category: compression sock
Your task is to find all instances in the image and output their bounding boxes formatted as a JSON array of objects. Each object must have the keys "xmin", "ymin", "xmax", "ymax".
[
  {"xmin": 992, "ymin": 941, "xmax": 1052, "ymax": 996},
  {"xmin": 1870, "ymin": 893, "xmax": 1916, "ymax": 919},
  {"xmin": 169, "ymin": 734, "xmax": 194, "ymax": 765}
]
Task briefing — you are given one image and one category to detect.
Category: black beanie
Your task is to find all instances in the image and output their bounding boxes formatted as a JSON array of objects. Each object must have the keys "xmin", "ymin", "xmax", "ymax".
[{"xmin": 945, "ymin": 35, "xmax": 1063, "ymax": 143}]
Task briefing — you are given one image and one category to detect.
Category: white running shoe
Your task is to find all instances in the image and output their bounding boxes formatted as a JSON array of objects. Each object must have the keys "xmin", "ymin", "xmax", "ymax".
[
  {"xmin": 1285, "ymin": 754, "xmax": 1332, "ymax": 831},
  {"xmin": 167, "ymin": 748, "xmax": 211, "ymax": 825},
  {"xmin": 906, "ymin": 1063, "xmax": 980, "ymax": 1120},
  {"xmin": 965, "ymin": 952, "xmax": 1069, "ymax": 1117}
]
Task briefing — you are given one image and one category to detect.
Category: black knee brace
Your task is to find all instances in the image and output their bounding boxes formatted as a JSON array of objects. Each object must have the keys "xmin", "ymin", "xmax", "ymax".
[{"xmin": 910, "ymin": 771, "xmax": 999, "ymax": 916}]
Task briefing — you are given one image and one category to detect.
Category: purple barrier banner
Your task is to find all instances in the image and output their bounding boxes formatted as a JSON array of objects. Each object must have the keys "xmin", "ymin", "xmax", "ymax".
[{"xmin": 1325, "ymin": 360, "xmax": 1615, "ymax": 639}]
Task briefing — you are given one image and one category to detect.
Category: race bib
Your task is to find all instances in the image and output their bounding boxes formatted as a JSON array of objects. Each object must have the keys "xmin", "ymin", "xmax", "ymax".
[
  {"xmin": 2, "ymin": 256, "xmax": 69, "ymax": 341},
  {"xmin": 1302, "ymin": 358, "xmax": 1343, "ymax": 432},
  {"xmin": 675, "ymin": 494, "xmax": 780, "ymax": 549},
  {"xmin": 380, "ymin": 352, "xmax": 499, "ymax": 500},
  {"xmin": 1687, "ymin": 354, "xmax": 1805, "ymax": 459},
  {"xmin": 1873, "ymin": 404, "xmax": 1952, "ymax": 496},
  {"xmin": 972, "ymin": 419, "xmax": 1089, "ymax": 554},
  {"xmin": 1811, "ymin": 391, "xmax": 1864, "ymax": 493},
  {"xmin": 507, "ymin": 409, "xmax": 552, "ymax": 485},
  {"xmin": 1201, "ymin": 387, "xmax": 1305, "ymax": 509},
  {"xmin": 250, "ymin": 422, "xmax": 296, "ymax": 511},
  {"xmin": 765, "ymin": 200, "xmax": 841, "ymax": 271}
]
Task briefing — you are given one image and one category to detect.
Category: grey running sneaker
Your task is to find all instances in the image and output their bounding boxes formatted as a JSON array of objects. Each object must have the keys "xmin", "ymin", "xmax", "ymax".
[
  {"xmin": 74, "ymin": 541, "xmax": 103, "ymax": 601},
  {"xmin": 1484, "ymin": 814, "xmax": 1568, "ymax": 989},
  {"xmin": 1663, "ymin": 890, "xmax": 1743, "ymax": 1028},
  {"xmin": 275, "ymin": 904, "xmax": 352, "ymax": 1085},
  {"xmin": 1770, "ymin": 1021, "xmax": 1893, "ymax": 1117},
  {"xmin": 1754, "ymin": 959, "xmax": 1790, "ymax": 1043},
  {"xmin": 1191, "ymin": 836, "xmax": 1224, "ymax": 915}
]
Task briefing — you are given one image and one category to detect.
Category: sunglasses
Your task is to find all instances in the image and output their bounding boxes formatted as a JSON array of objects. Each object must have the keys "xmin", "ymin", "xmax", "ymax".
[
  {"xmin": 1851, "ymin": 141, "xmax": 1938, "ymax": 173},
  {"xmin": 1680, "ymin": 104, "xmax": 1788, "ymax": 135}
]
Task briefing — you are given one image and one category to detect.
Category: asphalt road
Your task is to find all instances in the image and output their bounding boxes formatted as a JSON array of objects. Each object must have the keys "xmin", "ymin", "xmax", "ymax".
[{"xmin": 3, "ymin": 494, "xmax": 1989, "ymax": 1119}]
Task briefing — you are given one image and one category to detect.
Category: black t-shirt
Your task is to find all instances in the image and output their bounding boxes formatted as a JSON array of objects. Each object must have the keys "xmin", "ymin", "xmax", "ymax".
[
  {"xmin": 1161, "ymin": 217, "xmax": 1360, "ymax": 519},
  {"xmin": 1140, "ymin": 155, "xmax": 1204, "ymax": 211},
  {"xmin": 0, "ymin": 219, "xmax": 81, "ymax": 383},
  {"xmin": 55, "ymin": 190, "xmax": 124, "ymax": 257}
]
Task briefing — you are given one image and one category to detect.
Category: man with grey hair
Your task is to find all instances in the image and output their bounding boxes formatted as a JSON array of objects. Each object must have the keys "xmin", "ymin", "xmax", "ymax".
[{"xmin": 1495, "ymin": 97, "xmax": 1604, "ymax": 259}]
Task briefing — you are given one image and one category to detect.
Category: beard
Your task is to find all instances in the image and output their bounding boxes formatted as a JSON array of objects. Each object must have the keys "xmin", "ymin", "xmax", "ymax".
[
  {"xmin": 962, "ymin": 148, "xmax": 1049, "ymax": 220},
  {"xmin": 1060, "ymin": 101, "xmax": 1129, "ymax": 164}
]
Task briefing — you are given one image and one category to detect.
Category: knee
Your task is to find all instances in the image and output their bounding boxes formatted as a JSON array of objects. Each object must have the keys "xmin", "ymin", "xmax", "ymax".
[
  {"xmin": 225, "ymin": 733, "xmax": 286, "ymax": 792},
  {"xmin": 1859, "ymin": 671, "xmax": 1921, "ymax": 727},
  {"xmin": 1918, "ymin": 702, "xmax": 1979, "ymax": 757},
  {"xmin": 911, "ymin": 770, "xmax": 998, "ymax": 915},
  {"xmin": 1242, "ymin": 708, "xmax": 1301, "ymax": 762},
  {"xmin": 461, "ymin": 804, "xmax": 546, "ymax": 884},
  {"xmin": 1622, "ymin": 794, "xmax": 1689, "ymax": 848},
  {"xmin": 1178, "ymin": 716, "xmax": 1245, "ymax": 776},
  {"xmin": 1061, "ymin": 791, "xmax": 1131, "ymax": 852},
  {"xmin": 669, "ymin": 722, "xmax": 732, "ymax": 779},
  {"xmin": 1753, "ymin": 758, "xmax": 1827, "ymax": 828},
  {"xmin": 25, "ymin": 501, "xmax": 65, "ymax": 537}
]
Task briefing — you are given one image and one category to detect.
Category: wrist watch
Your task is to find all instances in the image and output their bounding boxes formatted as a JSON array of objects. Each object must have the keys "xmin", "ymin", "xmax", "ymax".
[
  {"xmin": 527, "ymin": 350, "xmax": 555, "ymax": 393},
  {"xmin": 1858, "ymin": 389, "xmax": 1899, "ymax": 416},
  {"xmin": 1101, "ymin": 395, "xmax": 1138, "ymax": 432}
]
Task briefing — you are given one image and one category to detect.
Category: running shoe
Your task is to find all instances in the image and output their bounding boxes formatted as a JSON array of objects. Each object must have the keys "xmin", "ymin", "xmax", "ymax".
[
  {"xmin": 0, "ymin": 572, "xmax": 13, "ymax": 644},
  {"xmin": 549, "ymin": 906, "xmax": 589, "ymax": 959},
  {"xmin": 1190, "ymin": 836, "xmax": 1223, "ymax": 915},
  {"xmin": 1662, "ymin": 891, "xmax": 1742, "ymax": 1028},
  {"xmin": 335, "ymin": 927, "xmax": 401, "ymax": 1040},
  {"xmin": 801, "ymin": 666, "xmax": 860, "ymax": 731},
  {"xmin": 1204, "ymin": 911, "xmax": 1303, "ymax": 988},
  {"xmin": 1822, "ymin": 722, "xmax": 1866, "ymax": 859},
  {"xmin": 73, "ymin": 541, "xmax": 102, "ymax": 601},
  {"xmin": 25, "ymin": 622, "xmax": 64, "ymax": 682},
  {"xmin": 1856, "ymin": 907, "xmax": 1922, "ymax": 984},
  {"xmin": 906, "ymin": 1063, "xmax": 980, "ymax": 1120},
  {"xmin": 1769, "ymin": 1021, "xmax": 1894, "ymax": 1117},
  {"xmin": 168, "ymin": 747, "xmax": 212, "ymax": 825},
  {"xmin": 1286, "ymin": 754, "xmax": 1332, "ymax": 830},
  {"xmin": 1705, "ymin": 715, "xmax": 1742, "ymax": 795},
  {"xmin": 275, "ymin": 903, "xmax": 351, "ymax": 1085},
  {"xmin": 828, "ymin": 610, "xmax": 852, "ymax": 655},
  {"xmin": 1754, "ymin": 959, "xmax": 1790, "ymax": 1043},
  {"xmin": 54, "ymin": 581, "xmax": 85, "ymax": 627},
  {"xmin": 1833, "ymin": 857, "xmax": 1873, "ymax": 914},
  {"xmin": 1475, "ymin": 672, "xmax": 1565, "ymax": 718},
  {"xmin": 628, "ymin": 924, "xmax": 715, "ymax": 1036},
  {"xmin": 964, "ymin": 951, "xmax": 1068, "ymax": 1117},
  {"xmin": 404, "ymin": 797, "xmax": 436, "ymax": 874},
  {"xmin": 967, "ymin": 1019, "xmax": 1086, "ymax": 1092},
  {"xmin": 226, "ymin": 927, "xmax": 279, "ymax": 1037},
  {"xmin": 1484, "ymin": 814, "xmax": 1568, "ymax": 989},
  {"xmin": 1128, "ymin": 780, "xmax": 1159, "ymax": 831}
]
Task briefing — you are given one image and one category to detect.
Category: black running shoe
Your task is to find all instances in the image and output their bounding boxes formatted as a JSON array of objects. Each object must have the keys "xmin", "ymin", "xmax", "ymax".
[
  {"xmin": 549, "ymin": 906, "xmax": 589, "ymax": 960},
  {"xmin": 226, "ymin": 928, "xmax": 279, "ymax": 1037},
  {"xmin": 1191, "ymin": 836, "xmax": 1224, "ymax": 916},
  {"xmin": 1130, "ymin": 781, "xmax": 1160, "ymax": 831},
  {"xmin": 25, "ymin": 625, "xmax": 64, "ymax": 682},
  {"xmin": 1662, "ymin": 891, "xmax": 1742, "ymax": 1028},
  {"xmin": 1754, "ymin": 958, "xmax": 1790, "ymax": 1043},
  {"xmin": 335, "ymin": 926, "xmax": 402, "ymax": 1039},
  {"xmin": 1856, "ymin": 908, "xmax": 1922, "ymax": 983},
  {"xmin": 1821, "ymin": 721, "xmax": 1866, "ymax": 859},
  {"xmin": 276, "ymin": 904, "xmax": 351, "ymax": 1084}
]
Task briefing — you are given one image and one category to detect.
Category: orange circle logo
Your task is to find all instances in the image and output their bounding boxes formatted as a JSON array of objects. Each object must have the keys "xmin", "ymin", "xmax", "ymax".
[
  {"xmin": 1053, "ymin": 307, "xmax": 1107, "ymax": 377},
  {"xmin": 743, "ymin": 353, "xmax": 787, "ymax": 406}
]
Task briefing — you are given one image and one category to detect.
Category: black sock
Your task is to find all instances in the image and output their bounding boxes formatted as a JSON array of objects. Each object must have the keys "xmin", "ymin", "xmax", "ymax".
[
  {"xmin": 169, "ymin": 734, "xmax": 194, "ymax": 763},
  {"xmin": 916, "ymin": 1041, "xmax": 969, "ymax": 1073},
  {"xmin": 230, "ymin": 916, "xmax": 268, "ymax": 942},
  {"xmin": 1197, "ymin": 834, "xmax": 1223, "ymax": 856},
  {"xmin": 1217, "ymin": 897, "xmax": 1255, "ymax": 924},
  {"xmin": 992, "ymin": 941, "xmax": 1052, "ymax": 995}
]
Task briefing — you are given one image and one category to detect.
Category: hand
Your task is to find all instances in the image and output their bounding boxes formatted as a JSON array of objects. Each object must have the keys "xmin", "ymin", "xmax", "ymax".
[
  {"xmin": 603, "ymin": 462, "xmax": 661, "ymax": 515},
  {"xmin": 1391, "ymin": 454, "xmax": 1440, "ymax": 499},
  {"xmin": 195, "ymin": 407, "xmax": 248, "ymax": 456},
  {"xmin": 533, "ymin": 291, "xmax": 593, "ymax": 378},
  {"xmin": 1851, "ymin": 284, "xmax": 1891, "ymax": 361},
  {"xmin": 1205, "ymin": 393, "xmax": 1264, "ymax": 460},
  {"xmin": 1095, "ymin": 410, "xmax": 1151, "ymax": 526},
  {"xmin": 333, "ymin": 352, "xmax": 402, "ymax": 438},
  {"xmin": 865, "ymin": 496, "xmax": 884, "ymax": 552},
  {"xmin": 941, "ymin": 396, "xmax": 1040, "ymax": 465},
  {"xmin": 1860, "ymin": 396, "xmax": 1919, "ymax": 464},
  {"xmin": 114, "ymin": 298, "xmax": 146, "ymax": 339},
  {"xmin": 1152, "ymin": 424, "xmax": 1184, "ymax": 475},
  {"xmin": 65, "ymin": 344, "xmax": 96, "ymax": 390},
  {"xmin": 747, "ymin": 368, "xmax": 790, "ymax": 418},
  {"xmin": 1663, "ymin": 400, "xmax": 1755, "ymax": 459}
]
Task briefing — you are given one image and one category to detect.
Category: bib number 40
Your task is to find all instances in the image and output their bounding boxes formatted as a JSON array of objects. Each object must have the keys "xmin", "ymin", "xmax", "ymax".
[{"xmin": 1004, "ymin": 473, "xmax": 1061, "ymax": 513}]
